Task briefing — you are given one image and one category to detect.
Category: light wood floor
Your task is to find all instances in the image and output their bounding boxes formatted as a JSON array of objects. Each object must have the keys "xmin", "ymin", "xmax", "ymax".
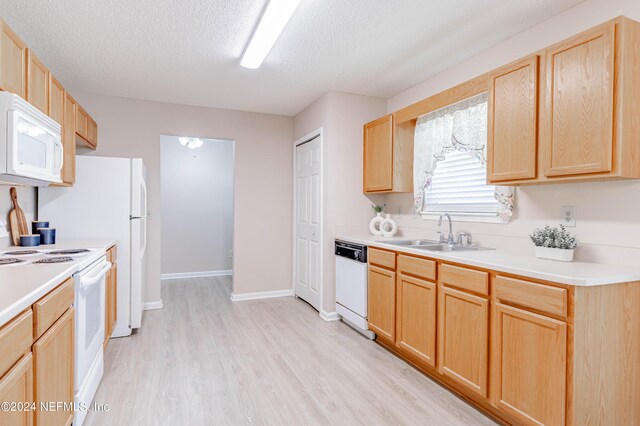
[{"xmin": 85, "ymin": 277, "xmax": 496, "ymax": 425}]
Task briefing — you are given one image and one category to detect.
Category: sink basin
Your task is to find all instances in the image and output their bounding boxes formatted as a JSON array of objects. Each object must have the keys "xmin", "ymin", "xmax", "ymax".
[
  {"xmin": 385, "ymin": 240, "xmax": 492, "ymax": 252},
  {"xmin": 412, "ymin": 244, "xmax": 486, "ymax": 252},
  {"xmin": 385, "ymin": 239, "xmax": 439, "ymax": 247}
]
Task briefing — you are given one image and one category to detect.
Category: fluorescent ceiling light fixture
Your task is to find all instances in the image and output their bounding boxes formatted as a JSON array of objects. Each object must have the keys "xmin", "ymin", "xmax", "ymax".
[
  {"xmin": 240, "ymin": 0, "xmax": 301, "ymax": 69},
  {"xmin": 178, "ymin": 137, "xmax": 204, "ymax": 149}
]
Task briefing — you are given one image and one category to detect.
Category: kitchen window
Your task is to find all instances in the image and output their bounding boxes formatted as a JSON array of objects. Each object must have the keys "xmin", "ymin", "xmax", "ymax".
[{"xmin": 413, "ymin": 93, "xmax": 514, "ymax": 222}]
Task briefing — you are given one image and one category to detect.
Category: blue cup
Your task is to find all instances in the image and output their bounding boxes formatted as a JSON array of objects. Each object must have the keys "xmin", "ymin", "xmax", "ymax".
[
  {"xmin": 37, "ymin": 228, "xmax": 56, "ymax": 245},
  {"xmin": 32, "ymin": 221, "xmax": 49, "ymax": 234},
  {"xmin": 20, "ymin": 235, "xmax": 41, "ymax": 247}
]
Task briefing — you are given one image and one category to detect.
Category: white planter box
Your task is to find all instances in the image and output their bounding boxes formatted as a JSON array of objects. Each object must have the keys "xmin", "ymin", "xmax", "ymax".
[{"xmin": 535, "ymin": 246, "xmax": 574, "ymax": 262}]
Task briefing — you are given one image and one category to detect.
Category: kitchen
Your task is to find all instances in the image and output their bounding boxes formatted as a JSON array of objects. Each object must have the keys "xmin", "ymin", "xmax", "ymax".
[{"xmin": 1, "ymin": 0, "xmax": 640, "ymax": 425}]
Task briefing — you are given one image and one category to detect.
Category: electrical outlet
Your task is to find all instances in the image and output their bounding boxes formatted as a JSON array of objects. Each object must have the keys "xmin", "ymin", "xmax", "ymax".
[
  {"xmin": 561, "ymin": 206, "xmax": 576, "ymax": 227},
  {"xmin": 229, "ymin": 250, "xmax": 233, "ymax": 259}
]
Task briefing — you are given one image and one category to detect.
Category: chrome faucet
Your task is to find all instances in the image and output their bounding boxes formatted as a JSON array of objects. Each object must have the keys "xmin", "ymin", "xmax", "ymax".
[{"xmin": 438, "ymin": 213, "xmax": 455, "ymax": 245}]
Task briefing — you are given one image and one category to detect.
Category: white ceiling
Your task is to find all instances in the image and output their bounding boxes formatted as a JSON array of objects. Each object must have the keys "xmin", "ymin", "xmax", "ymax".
[{"xmin": 1, "ymin": 0, "xmax": 583, "ymax": 116}]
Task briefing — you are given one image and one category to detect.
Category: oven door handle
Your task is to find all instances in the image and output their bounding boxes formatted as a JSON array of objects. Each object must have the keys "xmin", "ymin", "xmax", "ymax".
[{"xmin": 79, "ymin": 262, "xmax": 111, "ymax": 290}]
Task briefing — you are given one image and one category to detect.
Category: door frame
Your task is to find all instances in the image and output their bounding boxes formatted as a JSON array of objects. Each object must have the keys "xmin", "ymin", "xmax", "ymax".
[{"xmin": 292, "ymin": 127, "xmax": 324, "ymax": 314}]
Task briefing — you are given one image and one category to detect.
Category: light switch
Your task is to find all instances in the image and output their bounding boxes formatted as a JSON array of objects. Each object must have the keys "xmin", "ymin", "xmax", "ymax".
[
  {"xmin": 561, "ymin": 206, "xmax": 576, "ymax": 227},
  {"xmin": 0, "ymin": 218, "xmax": 8, "ymax": 238}
]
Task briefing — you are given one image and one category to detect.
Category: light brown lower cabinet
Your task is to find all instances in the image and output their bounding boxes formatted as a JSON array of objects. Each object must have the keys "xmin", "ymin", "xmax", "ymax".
[
  {"xmin": 0, "ymin": 279, "xmax": 74, "ymax": 426},
  {"xmin": 0, "ymin": 353, "xmax": 33, "ymax": 426},
  {"xmin": 492, "ymin": 303, "xmax": 566, "ymax": 426},
  {"xmin": 105, "ymin": 262, "xmax": 117, "ymax": 348},
  {"xmin": 367, "ymin": 264, "xmax": 396, "ymax": 343},
  {"xmin": 396, "ymin": 273, "xmax": 436, "ymax": 368},
  {"xmin": 33, "ymin": 307, "xmax": 74, "ymax": 426},
  {"xmin": 368, "ymin": 250, "xmax": 640, "ymax": 425},
  {"xmin": 438, "ymin": 285, "xmax": 489, "ymax": 397}
]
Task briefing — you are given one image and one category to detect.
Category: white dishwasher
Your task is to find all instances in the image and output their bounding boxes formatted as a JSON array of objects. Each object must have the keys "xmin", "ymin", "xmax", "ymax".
[{"xmin": 335, "ymin": 240, "xmax": 375, "ymax": 339}]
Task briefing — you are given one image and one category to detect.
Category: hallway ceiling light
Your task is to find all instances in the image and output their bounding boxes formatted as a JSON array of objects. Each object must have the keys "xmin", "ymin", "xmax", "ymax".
[
  {"xmin": 178, "ymin": 137, "xmax": 204, "ymax": 149},
  {"xmin": 240, "ymin": 0, "xmax": 301, "ymax": 69}
]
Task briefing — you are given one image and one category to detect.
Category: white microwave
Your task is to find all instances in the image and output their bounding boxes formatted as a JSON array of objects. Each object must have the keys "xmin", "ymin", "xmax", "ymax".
[{"xmin": 0, "ymin": 92, "xmax": 63, "ymax": 186}]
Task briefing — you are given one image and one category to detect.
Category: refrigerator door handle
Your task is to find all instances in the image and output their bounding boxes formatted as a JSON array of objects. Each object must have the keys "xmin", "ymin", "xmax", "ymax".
[
  {"xmin": 140, "ymin": 218, "xmax": 147, "ymax": 257},
  {"xmin": 140, "ymin": 175, "xmax": 148, "ymax": 217}
]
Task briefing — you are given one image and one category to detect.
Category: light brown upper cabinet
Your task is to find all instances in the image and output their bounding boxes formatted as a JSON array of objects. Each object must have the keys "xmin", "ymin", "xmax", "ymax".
[
  {"xmin": 76, "ymin": 105, "xmax": 89, "ymax": 139},
  {"xmin": 26, "ymin": 49, "xmax": 49, "ymax": 114},
  {"xmin": 48, "ymin": 75, "xmax": 64, "ymax": 125},
  {"xmin": 363, "ymin": 114, "xmax": 412, "ymax": 193},
  {"xmin": 88, "ymin": 116, "xmax": 98, "ymax": 146},
  {"xmin": 60, "ymin": 92, "xmax": 77, "ymax": 185},
  {"xmin": 0, "ymin": 19, "xmax": 27, "ymax": 98},
  {"xmin": 488, "ymin": 16, "xmax": 640, "ymax": 185},
  {"xmin": 487, "ymin": 55, "xmax": 538, "ymax": 183},
  {"xmin": 544, "ymin": 22, "xmax": 614, "ymax": 177}
]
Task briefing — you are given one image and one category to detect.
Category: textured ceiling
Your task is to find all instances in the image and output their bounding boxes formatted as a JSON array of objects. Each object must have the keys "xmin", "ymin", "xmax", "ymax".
[{"xmin": 1, "ymin": 0, "xmax": 583, "ymax": 115}]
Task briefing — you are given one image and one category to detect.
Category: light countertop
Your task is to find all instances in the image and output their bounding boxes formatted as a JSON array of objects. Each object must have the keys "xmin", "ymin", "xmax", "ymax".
[
  {"xmin": 0, "ymin": 238, "xmax": 117, "ymax": 328},
  {"xmin": 335, "ymin": 233, "xmax": 640, "ymax": 287}
]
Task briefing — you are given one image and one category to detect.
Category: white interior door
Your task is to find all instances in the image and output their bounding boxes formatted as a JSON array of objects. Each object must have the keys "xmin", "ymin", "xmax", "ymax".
[{"xmin": 295, "ymin": 136, "xmax": 321, "ymax": 311}]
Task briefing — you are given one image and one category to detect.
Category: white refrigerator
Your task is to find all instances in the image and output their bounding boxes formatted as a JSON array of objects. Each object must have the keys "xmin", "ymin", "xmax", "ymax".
[{"xmin": 39, "ymin": 156, "xmax": 147, "ymax": 337}]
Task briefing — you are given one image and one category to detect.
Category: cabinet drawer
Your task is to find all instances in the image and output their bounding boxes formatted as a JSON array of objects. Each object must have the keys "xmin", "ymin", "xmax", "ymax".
[
  {"xmin": 0, "ymin": 309, "xmax": 33, "ymax": 378},
  {"xmin": 33, "ymin": 278, "xmax": 74, "ymax": 339},
  {"xmin": 398, "ymin": 254, "xmax": 436, "ymax": 281},
  {"xmin": 369, "ymin": 248, "xmax": 396, "ymax": 270},
  {"xmin": 495, "ymin": 275, "xmax": 567, "ymax": 317},
  {"xmin": 107, "ymin": 245, "xmax": 117, "ymax": 263},
  {"xmin": 440, "ymin": 264, "xmax": 489, "ymax": 296}
]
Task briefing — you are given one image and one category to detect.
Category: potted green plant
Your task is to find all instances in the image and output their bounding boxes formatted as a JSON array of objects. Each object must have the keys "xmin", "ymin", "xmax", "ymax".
[{"xmin": 529, "ymin": 225, "xmax": 578, "ymax": 262}]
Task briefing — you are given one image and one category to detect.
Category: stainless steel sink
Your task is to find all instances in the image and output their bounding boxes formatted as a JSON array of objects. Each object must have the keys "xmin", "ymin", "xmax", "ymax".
[
  {"xmin": 385, "ymin": 239, "xmax": 439, "ymax": 246},
  {"xmin": 385, "ymin": 240, "xmax": 492, "ymax": 252}
]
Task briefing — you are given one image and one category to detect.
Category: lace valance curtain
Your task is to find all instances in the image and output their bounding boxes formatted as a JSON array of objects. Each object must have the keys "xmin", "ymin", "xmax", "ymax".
[{"xmin": 413, "ymin": 92, "xmax": 514, "ymax": 219}]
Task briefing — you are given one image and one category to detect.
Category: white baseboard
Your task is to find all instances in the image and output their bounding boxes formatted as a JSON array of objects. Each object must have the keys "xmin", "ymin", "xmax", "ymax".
[
  {"xmin": 143, "ymin": 300, "xmax": 163, "ymax": 310},
  {"xmin": 230, "ymin": 289, "xmax": 293, "ymax": 302},
  {"xmin": 320, "ymin": 310, "xmax": 341, "ymax": 321},
  {"xmin": 161, "ymin": 270, "xmax": 232, "ymax": 280}
]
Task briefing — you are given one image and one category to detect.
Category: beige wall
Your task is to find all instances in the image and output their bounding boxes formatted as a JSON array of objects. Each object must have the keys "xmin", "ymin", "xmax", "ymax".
[
  {"xmin": 294, "ymin": 92, "xmax": 386, "ymax": 314},
  {"xmin": 160, "ymin": 136, "xmax": 234, "ymax": 275},
  {"xmin": 76, "ymin": 93, "xmax": 293, "ymax": 302},
  {"xmin": 0, "ymin": 185, "xmax": 36, "ymax": 244},
  {"xmin": 383, "ymin": 0, "xmax": 640, "ymax": 266}
]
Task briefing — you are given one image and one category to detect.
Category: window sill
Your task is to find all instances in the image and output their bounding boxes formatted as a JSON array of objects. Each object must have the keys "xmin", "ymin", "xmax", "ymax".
[{"xmin": 419, "ymin": 211, "xmax": 511, "ymax": 224}]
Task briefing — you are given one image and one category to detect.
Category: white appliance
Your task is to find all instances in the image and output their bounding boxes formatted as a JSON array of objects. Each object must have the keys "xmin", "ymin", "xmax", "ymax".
[
  {"xmin": 39, "ymin": 156, "xmax": 148, "ymax": 337},
  {"xmin": 335, "ymin": 240, "xmax": 375, "ymax": 339},
  {"xmin": 73, "ymin": 254, "xmax": 110, "ymax": 426},
  {"xmin": 0, "ymin": 92, "xmax": 63, "ymax": 185}
]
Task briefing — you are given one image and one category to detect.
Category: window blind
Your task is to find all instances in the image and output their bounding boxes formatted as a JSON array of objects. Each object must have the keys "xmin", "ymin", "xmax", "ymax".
[{"xmin": 424, "ymin": 150, "xmax": 500, "ymax": 214}]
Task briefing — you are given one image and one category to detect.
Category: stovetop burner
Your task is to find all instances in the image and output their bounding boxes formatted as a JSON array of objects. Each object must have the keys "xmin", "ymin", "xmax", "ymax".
[
  {"xmin": 3, "ymin": 250, "xmax": 40, "ymax": 256},
  {"xmin": 46, "ymin": 249, "xmax": 90, "ymax": 255},
  {"xmin": 34, "ymin": 256, "xmax": 74, "ymax": 264},
  {"xmin": 0, "ymin": 258, "xmax": 25, "ymax": 266}
]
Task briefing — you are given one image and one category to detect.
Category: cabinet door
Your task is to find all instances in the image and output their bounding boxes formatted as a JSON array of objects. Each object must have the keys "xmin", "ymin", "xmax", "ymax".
[
  {"xmin": 0, "ymin": 19, "xmax": 27, "ymax": 98},
  {"xmin": 488, "ymin": 55, "xmax": 538, "ymax": 182},
  {"xmin": 368, "ymin": 264, "xmax": 396, "ymax": 343},
  {"xmin": 76, "ymin": 105, "xmax": 88, "ymax": 140},
  {"xmin": 438, "ymin": 286, "xmax": 489, "ymax": 397},
  {"xmin": 33, "ymin": 308, "xmax": 74, "ymax": 426},
  {"xmin": 0, "ymin": 353, "xmax": 33, "ymax": 426},
  {"xmin": 397, "ymin": 274, "xmax": 436, "ymax": 367},
  {"xmin": 48, "ymin": 75, "xmax": 64, "ymax": 125},
  {"xmin": 544, "ymin": 22, "xmax": 614, "ymax": 177},
  {"xmin": 26, "ymin": 49, "xmax": 49, "ymax": 114},
  {"xmin": 493, "ymin": 303, "xmax": 566, "ymax": 426},
  {"xmin": 88, "ymin": 117, "xmax": 98, "ymax": 147},
  {"xmin": 61, "ymin": 92, "xmax": 76, "ymax": 185},
  {"xmin": 105, "ymin": 263, "xmax": 117, "ymax": 347},
  {"xmin": 363, "ymin": 114, "xmax": 394, "ymax": 192}
]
